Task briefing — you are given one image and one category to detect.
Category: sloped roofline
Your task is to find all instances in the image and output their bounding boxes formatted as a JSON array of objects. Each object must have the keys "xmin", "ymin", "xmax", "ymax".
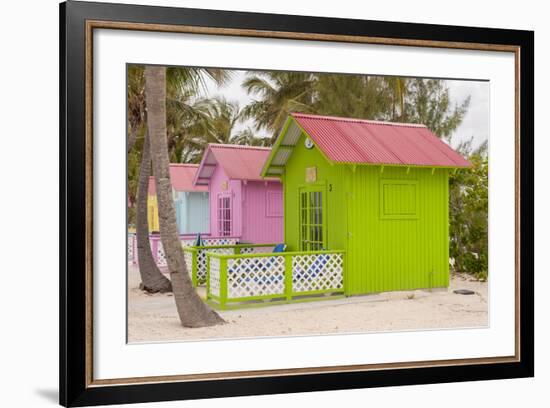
[
  {"xmin": 261, "ymin": 113, "xmax": 471, "ymax": 177},
  {"xmin": 148, "ymin": 163, "xmax": 208, "ymax": 194},
  {"xmin": 290, "ymin": 112, "xmax": 428, "ymax": 128},
  {"xmin": 193, "ymin": 143, "xmax": 275, "ymax": 186}
]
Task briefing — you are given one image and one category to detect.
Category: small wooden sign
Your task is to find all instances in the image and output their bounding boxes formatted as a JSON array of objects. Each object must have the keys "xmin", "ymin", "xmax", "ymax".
[
  {"xmin": 221, "ymin": 181, "xmax": 228, "ymax": 191},
  {"xmin": 305, "ymin": 166, "xmax": 317, "ymax": 183}
]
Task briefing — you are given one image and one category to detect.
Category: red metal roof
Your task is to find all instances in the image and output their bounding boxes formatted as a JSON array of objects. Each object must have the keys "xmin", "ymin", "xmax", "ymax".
[
  {"xmin": 290, "ymin": 113, "xmax": 471, "ymax": 167},
  {"xmin": 148, "ymin": 164, "xmax": 208, "ymax": 195},
  {"xmin": 194, "ymin": 144, "xmax": 278, "ymax": 184}
]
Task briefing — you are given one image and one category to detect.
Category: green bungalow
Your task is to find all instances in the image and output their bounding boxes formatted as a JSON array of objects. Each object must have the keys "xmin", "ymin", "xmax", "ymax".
[{"xmin": 187, "ymin": 113, "xmax": 470, "ymax": 309}]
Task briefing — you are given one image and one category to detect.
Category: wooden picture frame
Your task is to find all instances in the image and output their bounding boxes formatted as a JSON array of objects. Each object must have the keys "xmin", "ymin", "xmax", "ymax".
[{"xmin": 60, "ymin": 1, "xmax": 534, "ymax": 406}]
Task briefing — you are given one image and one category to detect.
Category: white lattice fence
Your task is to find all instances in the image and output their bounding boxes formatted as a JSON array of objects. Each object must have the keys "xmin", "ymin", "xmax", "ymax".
[
  {"xmin": 197, "ymin": 247, "xmax": 234, "ymax": 282},
  {"xmin": 292, "ymin": 253, "xmax": 344, "ymax": 293},
  {"xmin": 184, "ymin": 250, "xmax": 194, "ymax": 277},
  {"xmin": 207, "ymin": 250, "xmax": 346, "ymax": 308},
  {"xmin": 181, "ymin": 239, "xmax": 196, "ymax": 248},
  {"xmin": 226, "ymin": 256, "xmax": 285, "ymax": 299},
  {"xmin": 154, "ymin": 244, "xmax": 166, "ymax": 267},
  {"xmin": 151, "ymin": 240, "xmax": 236, "ymax": 268},
  {"xmin": 181, "ymin": 238, "xmax": 238, "ymax": 247},
  {"xmin": 132, "ymin": 235, "xmax": 239, "ymax": 265},
  {"xmin": 204, "ymin": 238, "xmax": 239, "ymax": 246},
  {"xmin": 209, "ymin": 257, "xmax": 221, "ymax": 297},
  {"xmin": 181, "ymin": 238, "xmax": 239, "ymax": 248}
]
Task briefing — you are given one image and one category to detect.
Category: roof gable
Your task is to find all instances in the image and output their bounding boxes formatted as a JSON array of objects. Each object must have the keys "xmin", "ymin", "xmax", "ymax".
[
  {"xmin": 262, "ymin": 113, "xmax": 471, "ymax": 176},
  {"xmin": 194, "ymin": 144, "xmax": 278, "ymax": 185}
]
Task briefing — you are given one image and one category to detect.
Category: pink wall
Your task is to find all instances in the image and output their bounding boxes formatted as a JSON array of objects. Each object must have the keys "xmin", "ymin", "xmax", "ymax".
[
  {"xmin": 208, "ymin": 165, "xmax": 283, "ymax": 244},
  {"xmin": 242, "ymin": 181, "xmax": 283, "ymax": 244},
  {"xmin": 229, "ymin": 179, "xmax": 243, "ymax": 238}
]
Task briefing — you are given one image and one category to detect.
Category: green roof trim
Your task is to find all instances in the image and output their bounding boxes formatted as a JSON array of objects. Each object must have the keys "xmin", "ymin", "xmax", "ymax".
[{"xmin": 260, "ymin": 116, "xmax": 293, "ymax": 178}]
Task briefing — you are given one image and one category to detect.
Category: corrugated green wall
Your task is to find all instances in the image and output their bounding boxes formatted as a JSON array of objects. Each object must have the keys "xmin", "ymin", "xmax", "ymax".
[
  {"xmin": 284, "ymin": 132, "xmax": 449, "ymax": 295},
  {"xmin": 346, "ymin": 165, "xmax": 449, "ymax": 294}
]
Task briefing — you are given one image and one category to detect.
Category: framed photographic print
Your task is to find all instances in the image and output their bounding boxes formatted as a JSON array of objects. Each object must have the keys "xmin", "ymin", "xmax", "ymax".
[{"xmin": 59, "ymin": 0, "xmax": 534, "ymax": 406}]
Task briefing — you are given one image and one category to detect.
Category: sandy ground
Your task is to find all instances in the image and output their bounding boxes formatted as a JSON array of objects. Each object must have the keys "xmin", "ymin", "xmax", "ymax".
[{"xmin": 127, "ymin": 265, "xmax": 487, "ymax": 343}]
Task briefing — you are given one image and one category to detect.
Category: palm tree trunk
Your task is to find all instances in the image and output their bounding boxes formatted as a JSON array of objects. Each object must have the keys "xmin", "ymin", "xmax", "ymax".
[
  {"xmin": 145, "ymin": 65, "xmax": 224, "ymax": 327},
  {"xmin": 136, "ymin": 130, "xmax": 172, "ymax": 293},
  {"xmin": 127, "ymin": 123, "xmax": 139, "ymax": 153}
]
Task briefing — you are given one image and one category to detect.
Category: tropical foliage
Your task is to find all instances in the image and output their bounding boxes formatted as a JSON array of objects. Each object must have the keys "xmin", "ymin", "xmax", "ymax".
[
  {"xmin": 400, "ymin": 79, "xmax": 471, "ymax": 141},
  {"xmin": 449, "ymin": 138, "xmax": 489, "ymax": 279},
  {"xmin": 241, "ymin": 71, "xmax": 317, "ymax": 137},
  {"xmin": 313, "ymin": 75, "xmax": 393, "ymax": 121}
]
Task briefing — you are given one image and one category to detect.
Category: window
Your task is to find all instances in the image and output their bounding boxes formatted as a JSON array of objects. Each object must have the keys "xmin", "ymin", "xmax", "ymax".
[
  {"xmin": 266, "ymin": 191, "xmax": 283, "ymax": 217},
  {"xmin": 218, "ymin": 195, "xmax": 231, "ymax": 236},
  {"xmin": 300, "ymin": 188, "xmax": 325, "ymax": 251},
  {"xmin": 380, "ymin": 179, "xmax": 418, "ymax": 219}
]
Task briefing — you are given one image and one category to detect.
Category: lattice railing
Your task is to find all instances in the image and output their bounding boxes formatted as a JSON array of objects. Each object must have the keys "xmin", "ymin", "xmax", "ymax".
[
  {"xmin": 128, "ymin": 233, "xmax": 239, "ymax": 266},
  {"xmin": 183, "ymin": 243, "xmax": 278, "ymax": 287},
  {"xmin": 183, "ymin": 249, "xmax": 194, "ymax": 278},
  {"xmin": 292, "ymin": 253, "xmax": 344, "ymax": 293},
  {"xmin": 205, "ymin": 250, "xmax": 345, "ymax": 309},
  {"xmin": 227, "ymin": 256, "xmax": 286, "ymax": 298},
  {"xmin": 196, "ymin": 247, "xmax": 234, "ymax": 282},
  {"xmin": 181, "ymin": 237, "xmax": 240, "ymax": 248},
  {"xmin": 209, "ymin": 257, "xmax": 221, "ymax": 298}
]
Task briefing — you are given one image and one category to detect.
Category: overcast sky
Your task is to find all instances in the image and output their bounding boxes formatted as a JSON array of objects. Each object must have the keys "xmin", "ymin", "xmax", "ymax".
[
  {"xmin": 445, "ymin": 79, "xmax": 489, "ymax": 149},
  {"xmin": 203, "ymin": 70, "xmax": 489, "ymax": 150}
]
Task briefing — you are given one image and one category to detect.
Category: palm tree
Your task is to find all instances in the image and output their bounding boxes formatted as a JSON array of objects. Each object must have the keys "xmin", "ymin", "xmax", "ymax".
[
  {"xmin": 198, "ymin": 97, "xmax": 272, "ymax": 148},
  {"xmin": 313, "ymin": 74, "xmax": 392, "ymax": 120},
  {"xmin": 202, "ymin": 97, "xmax": 242, "ymax": 144},
  {"xmin": 128, "ymin": 66, "xmax": 170, "ymax": 293},
  {"xmin": 241, "ymin": 71, "xmax": 395, "ymax": 136},
  {"xmin": 165, "ymin": 88, "xmax": 213, "ymax": 163},
  {"xmin": 175, "ymin": 97, "xmax": 268, "ymax": 154},
  {"xmin": 241, "ymin": 71, "xmax": 316, "ymax": 138},
  {"xmin": 127, "ymin": 65, "xmax": 146, "ymax": 153},
  {"xmin": 385, "ymin": 77, "xmax": 408, "ymax": 121},
  {"xmin": 145, "ymin": 65, "xmax": 224, "ymax": 327},
  {"xmin": 135, "ymin": 129, "xmax": 172, "ymax": 292},
  {"xmin": 230, "ymin": 127, "xmax": 271, "ymax": 147},
  {"xmin": 129, "ymin": 66, "xmax": 230, "ymax": 293}
]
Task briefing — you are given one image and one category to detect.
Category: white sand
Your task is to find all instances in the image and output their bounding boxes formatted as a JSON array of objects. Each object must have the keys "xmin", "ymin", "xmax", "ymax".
[{"xmin": 127, "ymin": 265, "xmax": 487, "ymax": 343}]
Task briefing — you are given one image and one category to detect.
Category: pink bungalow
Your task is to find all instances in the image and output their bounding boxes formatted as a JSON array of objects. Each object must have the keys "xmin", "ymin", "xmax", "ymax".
[{"xmin": 194, "ymin": 144, "xmax": 283, "ymax": 244}]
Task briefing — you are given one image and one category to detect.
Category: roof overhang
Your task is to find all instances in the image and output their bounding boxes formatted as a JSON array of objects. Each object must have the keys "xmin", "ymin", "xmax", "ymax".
[
  {"xmin": 193, "ymin": 146, "xmax": 218, "ymax": 186},
  {"xmin": 262, "ymin": 117, "xmax": 307, "ymax": 177},
  {"xmin": 261, "ymin": 116, "xmax": 337, "ymax": 177}
]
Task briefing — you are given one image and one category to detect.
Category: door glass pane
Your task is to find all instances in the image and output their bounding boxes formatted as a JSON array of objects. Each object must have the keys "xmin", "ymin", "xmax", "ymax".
[
  {"xmin": 218, "ymin": 196, "xmax": 231, "ymax": 236},
  {"xmin": 300, "ymin": 192, "xmax": 308, "ymax": 250},
  {"xmin": 300, "ymin": 189, "xmax": 324, "ymax": 251}
]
